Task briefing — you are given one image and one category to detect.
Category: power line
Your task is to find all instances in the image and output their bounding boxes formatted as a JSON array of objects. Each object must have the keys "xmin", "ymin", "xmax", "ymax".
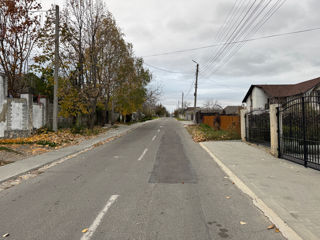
[
  {"xmin": 200, "ymin": 0, "xmax": 287, "ymax": 77},
  {"xmin": 184, "ymin": 79, "xmax": 195, "ymax": 100},
  {"xmin": 210, "ymin": 0, "xmax": 287, "ymax": 75},
  {"xmin": 143, "ymin": 62, "xmax": 192, "ymax": 75},
  {"xmin": 203, "ymin": 0, "xmax": 287, "ymax": 76},
  {"xmin": 201, "ymin": 0, "xmax": 268, "ymax": 74},
  {"xmin": 141, "ymin": 27, "xmax": 320, "ymax": 60}
]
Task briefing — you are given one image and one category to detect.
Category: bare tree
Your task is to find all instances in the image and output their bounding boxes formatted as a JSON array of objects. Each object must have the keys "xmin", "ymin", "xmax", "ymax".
[
  {"xmin": 203, "ymin": 99, "xmax": 223, "ymax": 111},
  {"xmin": 0, "ymin": 0, "xmax": 41, "ymax": 96}
]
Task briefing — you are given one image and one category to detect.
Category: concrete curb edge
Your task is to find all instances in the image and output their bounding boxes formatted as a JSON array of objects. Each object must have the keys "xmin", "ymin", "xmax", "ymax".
[{"xmin": 199, "ymin": 142, "xmax": 303, "ymax": 240}]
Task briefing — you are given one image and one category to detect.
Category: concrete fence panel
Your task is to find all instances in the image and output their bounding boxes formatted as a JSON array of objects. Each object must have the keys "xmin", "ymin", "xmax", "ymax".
[{"xmin": 33, "ymin": 104, "xmax": 44, "ymax": 129}]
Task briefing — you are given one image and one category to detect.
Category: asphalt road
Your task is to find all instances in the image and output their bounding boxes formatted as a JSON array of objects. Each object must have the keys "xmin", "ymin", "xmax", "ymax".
[{"xmin": 0, "ymin": 118, "xmax": 285, "ymax": 240}]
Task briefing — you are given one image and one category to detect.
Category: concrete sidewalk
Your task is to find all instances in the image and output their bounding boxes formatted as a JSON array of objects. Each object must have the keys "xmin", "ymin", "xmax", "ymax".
[
  {"xmin": 201, "ymin": 141, "xmax": 320, "ymax": 240},
  {"xmin": 0, "ymin": 120, "xmax": 155, "ymax": 184}
]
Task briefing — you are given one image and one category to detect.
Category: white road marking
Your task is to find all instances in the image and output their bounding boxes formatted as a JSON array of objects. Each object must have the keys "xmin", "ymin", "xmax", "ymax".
[
  {"xmin": 152, "ymin": 135, "xmax": 157, "ymax": 141},
  {"xmin": 81, "ymin": 195, "xmax": 119, "ymax": 240},
  {"xmin": 138, "ymin": 148, "xmax": 148, "ymax": 161}
]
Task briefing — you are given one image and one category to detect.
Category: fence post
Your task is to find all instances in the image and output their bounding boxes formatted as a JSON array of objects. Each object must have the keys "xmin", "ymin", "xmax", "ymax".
[
  {"xmin": 240, "ymin": 109, "xmax": 247, "ymax": 141},
  {"xmin": 277, "ymin": 106, "xmax": 281, "ymax": 158},
  {"xmin": 302, "ymin": 97, "xmax": 308, "ymax": 167},
  {"xmin": 270, "ymin": 104, "xmax": 279, "ymax": 157}
]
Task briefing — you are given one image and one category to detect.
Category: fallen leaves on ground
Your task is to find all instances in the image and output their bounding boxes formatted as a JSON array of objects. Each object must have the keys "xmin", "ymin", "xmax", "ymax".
[
  {"xmin": 240, "ymin": 221, "xmax": 247, "ymax": 225},
  {"xmin": 2, "ymin": 233, "xmax": 9, "ymax": 237},
  {"xmin": 82, "ymin": 228, "xmax": 89, "ymax": 233},
  {"xmin": 267, "ymin": 224, "xmax": 275, "ymax": 230},
  {"xmin": 0, "ymin": 127, "xmax": 107, "ymax": 147},
  {"xmin": 275, "ymin": 228, "xmax": 280, "ymax": 233},
  {"xmin": 225, "ymin": 196, "xmax": 231, "ymax": 199},
  {"xmin": 0, "ymin": 127, "xmax": 108, "ymax": 161},
  {"xmin": 186, "ymin": 124, "xmax": 240, "ymax": 142}
]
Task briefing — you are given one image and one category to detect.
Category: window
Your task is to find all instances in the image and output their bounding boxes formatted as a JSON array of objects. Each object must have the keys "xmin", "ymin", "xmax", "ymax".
[{"xmin": 317, "ymin": 90, "xmax": 320, "ymax": 104}]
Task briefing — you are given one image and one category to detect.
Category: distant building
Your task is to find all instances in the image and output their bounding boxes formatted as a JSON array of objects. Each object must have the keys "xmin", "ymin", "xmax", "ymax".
[
  {"xmin": 223, "ymin": 106, "xmax": 242, "ymax": 115},
  {"xmin": 184, "ymin": 107, "xmax": 201, "ymax": 121}
]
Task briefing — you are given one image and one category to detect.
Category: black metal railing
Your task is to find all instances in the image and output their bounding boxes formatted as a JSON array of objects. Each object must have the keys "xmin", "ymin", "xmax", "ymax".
[
  {"xmin": 246, "ymin": 110, "xmax": 270, "ymax": 146},
  {"xmin": 279, "ymin": 92, "xmax": 320, "ymax": 170}
]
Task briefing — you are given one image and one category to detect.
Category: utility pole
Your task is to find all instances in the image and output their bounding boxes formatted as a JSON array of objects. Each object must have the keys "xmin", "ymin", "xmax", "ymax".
[
  {"xmin": 181, "ymin": 92, "xmax": 184, "ymax": 109},
  {"xmin": 53, "ymin": 5, "xmax": 59, "ymax": 132},
  {"xmin": 192, "ymin": 60, "xmax": 199, "ymax": 123}
]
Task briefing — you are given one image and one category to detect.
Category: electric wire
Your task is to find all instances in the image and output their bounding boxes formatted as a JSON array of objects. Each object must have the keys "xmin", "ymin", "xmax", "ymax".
[
  {"xmin": 200, "ymin": 0, "xmax": 250, "ymax": 71},
  {"xmin": 200, "ymin": 0, "xmax": 259, "ymax": 73},
  {"xmin": 200, "ymin": 0, "xmax": 286, "ymax": 77},
  {"xmin": 200, "ymin": 0, "xmax": 274, "ymax": 75},
  {"xmin": 202, "ymin": 0, "xmax": 273, "ymax": 74},
  {"xmin": 143, "ymin": 62, "xmax": 192, "ymax": 75},
  {"xmin": 142, "ymin": 26, "xmax": 320, "ymax": 58},
  {"xmin": 204, "ymin": 0, "xmax": 286, "ymax": 76},
  {"xmin": 201, "ymin": 0, "xmax": 264, "ymax": 74}
]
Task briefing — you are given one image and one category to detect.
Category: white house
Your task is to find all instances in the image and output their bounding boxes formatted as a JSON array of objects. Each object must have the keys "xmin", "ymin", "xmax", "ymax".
[{"xmin": 242, "ymin": 77, "xmax": 320, "ymax": 111}]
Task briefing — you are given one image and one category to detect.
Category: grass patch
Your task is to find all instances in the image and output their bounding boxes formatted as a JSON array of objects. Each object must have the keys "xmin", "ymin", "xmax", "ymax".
[
  {"xmin": 0, "ymin": 146, "xmax": 22, "ymax": 155},
  {"xmin": 186, "ymin": 123, "xmax": 241, "ymax": 142}
]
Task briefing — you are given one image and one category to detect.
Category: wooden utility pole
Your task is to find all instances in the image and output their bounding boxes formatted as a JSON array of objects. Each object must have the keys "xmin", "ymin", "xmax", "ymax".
[
  {"xmin": 181, "ymin": 92, "xmax": 184, "ymax": 109},
  {"xmin": 193, "ymin": 60, "xmax": 199, "ymax": 123},
  {"xmin": 53, "ymin": 5, "xmax": 59, "ymax": 132}
]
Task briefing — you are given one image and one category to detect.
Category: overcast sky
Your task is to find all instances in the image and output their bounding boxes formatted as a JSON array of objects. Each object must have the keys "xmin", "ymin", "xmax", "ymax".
[{"xmin": 42, "ymin": 0, "xmax": 320, "ymax": 112}]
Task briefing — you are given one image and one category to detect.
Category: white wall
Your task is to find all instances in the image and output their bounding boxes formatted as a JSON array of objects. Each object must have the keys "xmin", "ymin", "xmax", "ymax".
[
  {"xmin": 33, "ymin": 104, "xmax": 44, "ymax": 129},
  {"xmin": 0, "ymin": 75, "xmax": 7, "ymax": 137},
  {"xmin": 246, "ymin": 87, "xmax": 268, "ymax": 111},
  {"xmin": 11, "ymin": 102, "xmax": 25, "ymax": 130}
]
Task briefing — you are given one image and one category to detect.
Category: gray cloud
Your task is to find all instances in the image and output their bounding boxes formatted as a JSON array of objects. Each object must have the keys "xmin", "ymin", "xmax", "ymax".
[{"xmin": 43, "ymin": 0, "xmax": 320, "ymax": 112}]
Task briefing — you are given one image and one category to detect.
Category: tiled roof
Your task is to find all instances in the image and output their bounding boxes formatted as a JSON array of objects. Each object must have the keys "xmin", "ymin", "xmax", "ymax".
[{"xmin": 242, "ymin": 77, "xmax": 320, "ymax": 102}]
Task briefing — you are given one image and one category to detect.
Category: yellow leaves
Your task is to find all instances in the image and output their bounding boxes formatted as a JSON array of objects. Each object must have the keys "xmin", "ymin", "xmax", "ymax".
[
  {"xmin": 267, "ymin": 224, "xmax": 275, "ymax": 230},
  {"xmin": 186, "ymin": 125, "xmax": 206, "ymax": 142},
  {"xmin": 82, "ymin": 228, "xmax": 89, "ymax": 233},
  {"xmin": 240, "ymin": 221, "xmax": 247, "ymax": 225},
  {"xmin": 0, "ymin": 129, "xmax": 79, "ymax": 147},
  {"xmin": 267, "ymin": 224, "xmax": 280, "ymax": 233}
]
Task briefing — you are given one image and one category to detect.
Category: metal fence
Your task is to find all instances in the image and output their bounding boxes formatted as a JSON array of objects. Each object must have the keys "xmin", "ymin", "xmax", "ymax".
[
  {"xmin": 278, "ymin": 92, "xmax": 320, "ymax": 170},
  {"xmin": 246, "ymin": 109, "xmax": 270, "ymax": 146}
]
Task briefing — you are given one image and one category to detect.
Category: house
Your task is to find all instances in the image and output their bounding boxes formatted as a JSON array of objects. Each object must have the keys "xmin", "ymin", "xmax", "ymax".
[
  {"xmin": 223, "ymin": 106, "xmax": 242, "ymax": 115},
  {"xmin": 242, "ymin": 77, "xmax": 320, "ymax": 111},
  {"xmin": 184, "ymin": 107, "xmax": 200, "ymax": 121}
]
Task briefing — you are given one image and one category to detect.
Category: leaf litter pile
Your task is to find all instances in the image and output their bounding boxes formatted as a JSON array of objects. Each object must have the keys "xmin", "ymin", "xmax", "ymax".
[
  {"xmin": 186, "ymin": 124, "xmax": 240, "ymax": 142},
  {"xmin": 0, "ymin": 127, "xmax": 107, "ymax": 164}
]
